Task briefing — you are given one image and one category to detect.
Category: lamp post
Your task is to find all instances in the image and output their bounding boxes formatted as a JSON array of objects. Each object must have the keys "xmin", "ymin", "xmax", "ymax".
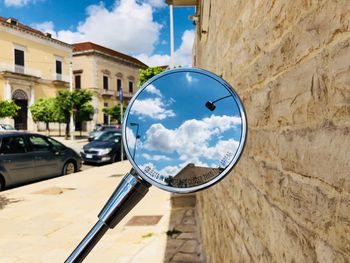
[
  {"xmin": 69, "ymin": 62, "xmax": 75, "ymax": 141},
  {"xmin": 129, "ymin": 122, "xmax": 140, "ymax": 160},
  {"xmin": 205, "ymin": 94, "xmax": 233, "ymax": 111}
]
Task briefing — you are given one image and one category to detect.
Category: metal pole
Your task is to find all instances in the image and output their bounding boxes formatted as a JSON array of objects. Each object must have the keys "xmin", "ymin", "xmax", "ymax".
[
  {"xmin": 69, "ymin": 62, "xmax": 75, "ymax": 141},
  {"xmin": 65, "ymin": 172, "xmax": 150, "ymax": 263},
  {"xmin": 120, "ymin": 102, "xmax": 124, "ymax": 161},
  {"xmin": 170, "ymin": 4, "xmax": 175, "ymax": 69}
]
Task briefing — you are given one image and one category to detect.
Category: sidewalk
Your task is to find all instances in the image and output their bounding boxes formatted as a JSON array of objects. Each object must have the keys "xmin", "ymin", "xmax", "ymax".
[{"xmin": 0, "ymin": 161, "xmax": 202, "ymax": 263}]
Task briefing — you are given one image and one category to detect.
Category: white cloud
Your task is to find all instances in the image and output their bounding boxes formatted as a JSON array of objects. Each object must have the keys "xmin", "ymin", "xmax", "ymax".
[
  {"xmin": 142, "ymin": 153, "xmax": 170, "ymax": 161},
  {"xmin": 130, "ymin": 97, "xmax": 175, "ymax": 120},
  {"xmin": 31, "ymin": 1, "xmax": 194, "ymax": 67},
  {"xmin": 145, "ymin": 84, "xmax": 162, "ymax": 97},
  {"xmin": 32, "ymin": 0, "xmax": 161, "ymax": 55},
  {"xmin": 144, "ymin": 115, "xmax": 241, "ymax": 163},
  {"xmin": 136, "ymin": 29, "xmax": 195, "ymax": 67},
  {"xmin": 4, "ymin": 0, "xmax": 41, "ymax": 7},
  {"xmin": 31, "ymin": 21, "xmax": 55, "ymax": 34}
]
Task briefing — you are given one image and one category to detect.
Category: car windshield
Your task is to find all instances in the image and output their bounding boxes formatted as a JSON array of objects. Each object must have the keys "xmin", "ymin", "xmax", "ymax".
[
  {"xmin": 95, "ymin": 132, "xmax": 121, "ymax": 142},
  {"xmin": 0, "ymin": 124, "xmax": 15, "ymax": 130}
]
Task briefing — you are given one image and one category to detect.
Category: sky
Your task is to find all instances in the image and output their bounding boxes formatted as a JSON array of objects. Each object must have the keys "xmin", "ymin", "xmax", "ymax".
[{"xmin": 0, "ymin": 0, "xmax": 196, "ymax": 66}]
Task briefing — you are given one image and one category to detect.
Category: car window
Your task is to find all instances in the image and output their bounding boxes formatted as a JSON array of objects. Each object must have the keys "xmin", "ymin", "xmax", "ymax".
[
  {"xmin": 28, "ymin": 135, "xmax": 51, "ymax": 151},
  {"xmin": 46, "ymin": 137, "xmax": 66, "ymax": 151},
  {"xmin": 0, "ymin": 136, "xmax": 27, "ymax": 154},
  {"xmin": 96, "ymin": 132, "xmax": 121, "ymax": 142}
]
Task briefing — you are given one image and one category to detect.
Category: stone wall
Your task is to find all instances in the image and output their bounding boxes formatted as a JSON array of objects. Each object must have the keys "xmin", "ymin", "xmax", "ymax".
[{"xmin": 194, "ymin": 1, "xmax": 350, "ymax": 262}]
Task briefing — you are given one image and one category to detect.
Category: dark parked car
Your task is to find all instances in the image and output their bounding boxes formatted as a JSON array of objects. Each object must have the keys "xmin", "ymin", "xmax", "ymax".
[
  {"xmin": 88, "ymin": 125, "xmax": 121, "ymax": 142},
  {"xmin": 0, "ymin": 132, "xmax": 82, "ymax": 190},
  {"xmin": 81, "ymin": 130, "xmax": 125, "ymax": 164}
]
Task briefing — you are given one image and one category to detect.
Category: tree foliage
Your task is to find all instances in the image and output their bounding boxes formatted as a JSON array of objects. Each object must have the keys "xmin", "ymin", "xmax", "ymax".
[
  {"xmin": 103, "ymin": 104, "xmax": 127, "ymax": 124},
  {"xmin": 29, "ymin": 98, "xmax": 65, "ymax": 133},
  {"xmin": 138, "ymin": 66, "xmax": 165, "ymax": 87},
  {"xmin": 30, "ymin": 98, "xmax": 56, "ymax": 124},
  {"xmin": 0, "ymin": 100, "xmax": 20, "ymax": 118},
  {"xmin": 55, "ymin": 89, "xmax": 93, "ymax": 138}
]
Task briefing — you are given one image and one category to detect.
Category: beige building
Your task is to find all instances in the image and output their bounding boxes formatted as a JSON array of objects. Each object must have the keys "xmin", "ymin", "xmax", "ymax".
[
  {"xmin": 72, "ymin": 42, "xmax": 147, "ymax": 130},
  {"xmin": 0, "ymin": 17, "xmax": 72, "ymax": 131}
]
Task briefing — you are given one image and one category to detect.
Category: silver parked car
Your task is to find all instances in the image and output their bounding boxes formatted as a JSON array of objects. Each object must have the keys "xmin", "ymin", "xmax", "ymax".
[{"xmin": 0, "ymin": 132, "xmax": 82, "ymax": 190}]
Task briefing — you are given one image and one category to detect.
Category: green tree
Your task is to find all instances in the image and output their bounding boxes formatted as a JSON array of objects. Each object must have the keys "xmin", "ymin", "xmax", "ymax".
[
  {"xmin": 0, "ymin": 100, "xmax": 20, "ymax": 118},
  {"xmin": 103, "ymin": 104, "xmax": 127, "ymax": 124},
  {"xmin": 138, "ymin": 66, "xmax": 165, "ymax": 87},
  {"xmin": 55, "ymin": 89, "xmax": 93, "ymax": 139},
  {"xmin": 29, "ymin": 98, "xmax": 59, "ymax": 134}
]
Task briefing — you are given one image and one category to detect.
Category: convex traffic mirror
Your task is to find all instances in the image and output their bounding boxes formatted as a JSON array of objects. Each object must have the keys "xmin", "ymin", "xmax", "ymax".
[
  {"xmin": 66, "ymin": 68, "xmax": 247, "ymax": 263},
  {"xmin": 123, "ymin": 68, "xmax": 247, "ymax": 192}
]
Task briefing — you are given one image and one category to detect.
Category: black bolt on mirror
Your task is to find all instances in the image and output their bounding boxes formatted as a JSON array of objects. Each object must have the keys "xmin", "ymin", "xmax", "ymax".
[{"xmin": 65, "ymin": 68, "xmax": 247, "ymax": 262}]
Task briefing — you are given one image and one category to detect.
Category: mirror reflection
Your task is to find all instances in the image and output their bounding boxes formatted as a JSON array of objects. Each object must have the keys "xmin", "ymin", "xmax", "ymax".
[{"xmin": 124, "ymin": 70, "xmax": 245, "ymax": 190}]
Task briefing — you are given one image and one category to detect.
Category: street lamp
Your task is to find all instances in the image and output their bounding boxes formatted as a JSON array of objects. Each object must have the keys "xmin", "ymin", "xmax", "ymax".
[
  {"xmin": 205, "ymin": 94, "xmax": 233, "ymax": 111},
  {"xmin": 129, "ymin": 122, "xmax": 140, "ymax": 160}
]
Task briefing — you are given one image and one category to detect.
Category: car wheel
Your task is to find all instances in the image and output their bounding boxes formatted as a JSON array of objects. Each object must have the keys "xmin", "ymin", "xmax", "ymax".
[
  {"xmin": 63, "ymin": 161, "xmax": 76, "ymax": 175},
  {"xmin": 0, "ymin": 176, "xmax": 5, "ymax": 191},
  {"xmin": 112, "ymin": 154, "xmax": 120, "ymax": 163}
]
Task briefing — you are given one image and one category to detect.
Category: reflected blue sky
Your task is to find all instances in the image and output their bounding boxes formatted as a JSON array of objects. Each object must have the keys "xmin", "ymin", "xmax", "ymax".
[{"xmin": 125, "ymin": 71, "xmax": 242, "ymax": 185}]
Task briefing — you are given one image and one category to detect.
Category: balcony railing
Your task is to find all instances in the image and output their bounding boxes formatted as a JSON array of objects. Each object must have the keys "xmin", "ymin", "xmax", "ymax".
[
  {"xmin": 0, "ymin": 63, "xmax": 69, "ymax": 82},
  {"xmin": 15, "ymin": 65, "xmax": 25, "ymax": 74},
  {"xmin": 0, "ymin": 62, "xmax": 42, "ymax": 78},
  {"xmin": 101, "ymin": 89, "xmax": 115, "ymax": 96},
  {"xmin": 56, "ymin": 74, "xmax": 62, "ymax": 81}
]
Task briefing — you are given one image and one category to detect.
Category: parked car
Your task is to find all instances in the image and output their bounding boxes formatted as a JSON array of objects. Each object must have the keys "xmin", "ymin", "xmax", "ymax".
[
  {"xmin": 88, "ymin": 125, "xmax": 121, "ymax": 142},
  {"xmin": 81, "ymin": 130, "xmax": 126, "ymax": 164},
  {"xmin": 0, "ymin": 132, "xmax": 82, "ymax": 190},
  {"xmin": 0, "ymin": 124, "xmax": 16, "ymax": 131}
]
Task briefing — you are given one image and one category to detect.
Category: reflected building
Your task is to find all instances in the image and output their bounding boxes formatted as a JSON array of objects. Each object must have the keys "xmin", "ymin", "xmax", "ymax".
[{"xmin": 166, "ymin": 163, "xmax": 223, "ymax": 188}]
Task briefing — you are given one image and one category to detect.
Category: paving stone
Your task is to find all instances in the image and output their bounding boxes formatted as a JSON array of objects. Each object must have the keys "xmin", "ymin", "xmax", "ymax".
[{"xmin": 179, "ymin": 240, "xmax": 199, "ymax": 254}]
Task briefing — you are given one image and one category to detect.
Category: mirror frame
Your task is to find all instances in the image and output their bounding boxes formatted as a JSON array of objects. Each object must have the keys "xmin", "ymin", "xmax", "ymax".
[{"xmin": 122, "ymin": 68, "xmax": 247, "ymax": 193}]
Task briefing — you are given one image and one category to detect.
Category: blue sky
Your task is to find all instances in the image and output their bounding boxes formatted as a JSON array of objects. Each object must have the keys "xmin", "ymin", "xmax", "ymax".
[{"xmin": 0, "ymin": 0, "xmax": 196, "ymax": 66}]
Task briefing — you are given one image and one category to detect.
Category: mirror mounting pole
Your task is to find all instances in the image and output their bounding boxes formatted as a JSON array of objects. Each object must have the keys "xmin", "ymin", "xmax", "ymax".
[{"xmin": 65, "ymin": 170, "xmax": 151, "ymax": 263}]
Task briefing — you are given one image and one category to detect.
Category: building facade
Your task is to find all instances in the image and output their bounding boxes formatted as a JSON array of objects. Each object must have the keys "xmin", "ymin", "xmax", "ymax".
[
  {"xmin": 0, "ymin": 17, "xmax": 72, "ymax": 131},
  {"xmin": 72, "ymin": 42, "xmax": 148, "ymax": 130},
  {"xmin": 168, "ymin": 0, "xmax": 350, "ymax": 262}
]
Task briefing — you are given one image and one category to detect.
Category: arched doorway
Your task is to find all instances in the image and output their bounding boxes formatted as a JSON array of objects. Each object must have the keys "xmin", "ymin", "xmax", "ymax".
[{"xmin": 12, "ymin": 89, "xmax": 28, "ymax": 130}]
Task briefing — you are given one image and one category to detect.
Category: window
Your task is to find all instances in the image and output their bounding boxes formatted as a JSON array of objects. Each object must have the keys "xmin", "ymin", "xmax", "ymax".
[
  {"xmin": 129, "ymin": 81, "xmax": 133, "ymax": 93},
  {"xmin": 46, "ymin": 137, "xmax": 66, "ymax": 151},
  {"xmin": 103, "ymin": 76, "xmax": 109, "ymax": 90},
  {"xmin": 0, "ymin": 136, "xmax": 26, "ymax": 154},
  {"xmin": 56, "ymin": 59, "xmax": 62, "ymax": 80},
  {"xmin": 56, "ymin": 60, "xmax": 62, "ymax": 74},
  {"xmin": 14, "ymin": 49, "xmax": 24, "ymax": 73},
  {"xmin": 28, "ymin": 135, "xmax": 51, "ymax": 151},
  {"xmin": 117, "ymin": 79, "xmax": 122, "ymax": 91},
  {"xmin": 75, "ymin": 75, "xmax": 81, "ymax": 90}
]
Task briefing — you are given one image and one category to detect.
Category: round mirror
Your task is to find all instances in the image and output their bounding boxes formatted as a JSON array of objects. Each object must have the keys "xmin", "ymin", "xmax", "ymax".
[{"xmin": 122, "ymin": 68, "xmax": 247, "ymax": 193}]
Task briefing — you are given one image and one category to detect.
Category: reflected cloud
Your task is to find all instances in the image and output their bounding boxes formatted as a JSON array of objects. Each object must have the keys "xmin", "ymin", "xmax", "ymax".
[
  {"xmin": 145, "ymin": 84, "xmax": 162, "ymax": 97},
  {"xmin": 131, "ymin": 97, "xmax": 175, "ymax": 120},
  {"xmin": 185, "ymin": 72, "xmax": 198, "ymax": 84},
  {"xmin": 126, "ymin": 127, "xmax": 136, "ymax": 150},
  {"xmin": 144, "ymin": 114, "xmax": 240, "ymax": 154},
  {"xmin": 142, "ymin": 153, "xmax": 171, "ymax": 161}
]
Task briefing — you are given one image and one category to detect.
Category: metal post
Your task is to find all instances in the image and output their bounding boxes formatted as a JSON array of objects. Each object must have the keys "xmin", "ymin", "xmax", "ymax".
[
  {"xmin": 69, "ymin": 62, "xmax": 75, "ymax": 141},
  {"xmin": 170, "ymin": 4, "xmax": 175, "ymax": 68},
  {"xmin": 120, "ymin": 102, "xmax": 124, "ymax": 160},
  {"xmin": 65, "ymin": 172, "xmax": 150, "ymax": 263}
]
